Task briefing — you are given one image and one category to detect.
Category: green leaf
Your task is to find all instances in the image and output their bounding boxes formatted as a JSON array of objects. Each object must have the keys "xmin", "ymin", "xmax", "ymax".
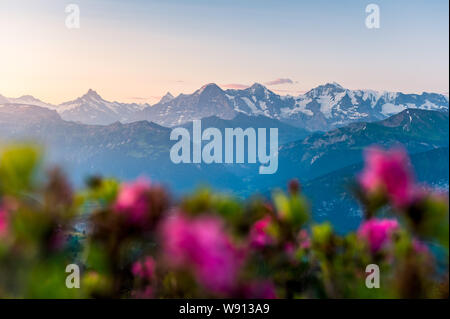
[{"xmin": 0, "ymin": 145, "xmax": 41, "ymax": 196}]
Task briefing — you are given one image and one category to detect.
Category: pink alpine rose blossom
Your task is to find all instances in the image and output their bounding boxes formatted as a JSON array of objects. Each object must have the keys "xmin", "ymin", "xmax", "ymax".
[
  {"xmin": 283, "ymin": 242, "xmax": 299, "ymax": 264},
  {"xmin": 114, "ymin": 178, "xmax": 152, "ymax": 224},
  {"xmin": 132, "ymin": 256, "xmax": 156, "ymax": 281},
  {"xmin": 359, "ymin": 147, "xmax": 418, "ymax": 207},
  {"xmin": 358, "ymin": 218, "xmax": 399, "ymax": 253},
  {"xmin": 298, "ymin": 229, "xmax": 311, "ymax": 250},
  {"xmin": 0, "ymin": 208, "xmax": 8, "ymax": 238},
  {"xmin": 249, "ymin": 216, "xmax": 273, "ymax": 249},
  {"xmin": 161, "ymin": 212, "xmax": 243, "ymax": 294},
  {"xmin": 284, "ymin": 242, "xmax": 295, "ymax": 255}
]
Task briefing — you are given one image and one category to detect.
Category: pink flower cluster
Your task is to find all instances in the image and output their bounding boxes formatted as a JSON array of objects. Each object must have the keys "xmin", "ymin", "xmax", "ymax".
[
  {"xmin": 358, "ymin": 218, "xmax": 399, "ymax": 253},
  {"xmin": 114, "ymin": 178, "xmax": 152, "ymax": 224},
  {"xmin": 359, "ymin": 147, "xmax": 418, "ymax": 207},
  {"xmin": 249, "ymin": 216, "xmax": 273, "ymax": 249},
  {"xmin": 132, "ymin": 256, "xmax": 156, "ymax": 281},
  {"xmin": 298, "ymin": 229, "xmax": 311, "ymax": 250},
  {"xmin": 0, "ymin": 208, "xmax": 8, "ymax": 238},
  {"xmin": 161, "ymin": 212, "xmax": 243, "ymax": 294}
]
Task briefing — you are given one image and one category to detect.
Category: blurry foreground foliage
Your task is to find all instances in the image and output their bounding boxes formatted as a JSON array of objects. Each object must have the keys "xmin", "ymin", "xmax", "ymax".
[{"xmin": 0, "ymin": 145, "xmax": 448, "ymax": 299}]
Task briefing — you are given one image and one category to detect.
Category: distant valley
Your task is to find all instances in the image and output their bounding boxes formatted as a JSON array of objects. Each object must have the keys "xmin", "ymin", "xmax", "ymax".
[{"xmin": 1, "ymin": 83, "xmax": 448, "ymax": 232}]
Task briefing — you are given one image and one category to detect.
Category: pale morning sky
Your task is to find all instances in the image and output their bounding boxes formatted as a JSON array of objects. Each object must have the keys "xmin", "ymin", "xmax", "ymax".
[{"xmin": 0, "ymin": 0, "xmax": 448, "ymax": 104}]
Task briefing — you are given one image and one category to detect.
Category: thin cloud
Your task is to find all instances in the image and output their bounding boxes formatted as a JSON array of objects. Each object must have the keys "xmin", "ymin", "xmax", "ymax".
[
  {"xmin": 265, "ymin": 78, "xmax": 294, "ymax": 86},
  {"xmin": 221, "ymin": 83, "xmax": 250, "ymax": 90}
]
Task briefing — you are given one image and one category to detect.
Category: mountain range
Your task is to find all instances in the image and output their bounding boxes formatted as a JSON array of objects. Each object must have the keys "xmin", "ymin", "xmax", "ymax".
[
  {"xmin": 0, "ymin": 104, "xmax": 244, "ymax": 192},
  {"xmin": 1, "ymin": 104, "xmax": 448, "ymax": 186},
  {"xmin": 1, "ymin": 82, "xmax": 448, "ymax": 130},
  {"xmin": 1, "ymin": 103, "xmax": 448, "ymax": 229},
  {"xmin": 231, "ymin": 108, "xmax": 449, "ymax": 193},
  {"xmin": 1, "ymin": 83, "xmax": 448, "ymax": 233},
  {"xmin": 302, "ymin": 146, "xmax": 449, "ymax": 233}
]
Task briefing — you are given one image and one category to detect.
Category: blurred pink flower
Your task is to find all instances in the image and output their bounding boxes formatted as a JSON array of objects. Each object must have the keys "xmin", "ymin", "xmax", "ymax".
[
  {"xmin": 0, "ymin": 208, "xmax": 8, "ymax": 238},
  {"xmin": 161, "ymin": 212, "xmax": 242, "ymax": 294},
  {"xmin": 298, "ymin": 229, "xmax": 311, "ymax": 249},
  {"xmin": 249, "ymin": 216, "xmax": 273, "ymax": 249},
  {"xmin": 114, "ymin": 178, "xmax": 151, "ymax": 224},
  {"xmin": 132, "ymin": 256, "xmax": 156, "ymax": 281},
  {"xmin": 359, "ymin": 147, "xmax": 417, "ymax": 207},
  {"xmin": 284, "ymin": 242, "xmax": 295, "ymax": 255},
  {"xmin": 283, "ymin": 242, "xmax": 298, "ymax": 264},
  {"xmin": 358, "ymin": 218, "xmax": 399, "ymax": 253}
]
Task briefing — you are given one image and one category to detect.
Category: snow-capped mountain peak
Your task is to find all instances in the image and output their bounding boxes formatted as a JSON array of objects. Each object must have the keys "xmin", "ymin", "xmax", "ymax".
[
  {"xmin": 330, "ymin": 81, "xmax": 343, "ymax": 89},
  {"xmin": 56, "ymin": 89, "xmax": 145, "ymax": 125},
  {"xmin": 305, "ymin": 82, "xmax": 346, "ymax": 98},
  {"xmin": 196, "ymin": 83, "xmax": 223, "ymax": 96},
  {"xmin": 139, "ymin": 82, "xmax": 448, "ymax": 129},
  {"xmin": 248, "ymin": 83, "xmax": 266, "ymax": 92},
  {"xmin": 1, "ymin": 83, "xmax": 448, "ymax": 129},
  {"xmin": 83, "ymin": 89, "xmax": 102, "ymax": 99},
  {"xmin": 159, "ymin": 92, "xmax": 174, "ymax": 104},
  {"xmin": 0, "ymin": 94, "xmax": 57, "ymax": 110},
  {"xmin": 72, "ymin": 89, "xmax": 105, "ymax": 104}
]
